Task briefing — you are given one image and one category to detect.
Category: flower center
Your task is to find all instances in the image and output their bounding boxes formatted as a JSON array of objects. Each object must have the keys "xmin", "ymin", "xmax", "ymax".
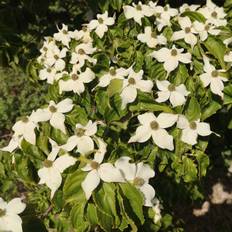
[
  {"xmin": 185, "ymin": 27, "xmax": 191, "ymax": 33},
  {"xmin": 82, "ymin": 26, "xmax": 88, "ymax": 32},
  {"xmin": 22, "ymin": 116, "xmax": 29, "ymax": 123},
  {"xmin": 43, "ymin": 47, "xmax": 48, "ymax": 52},
  {"xmin": 63, "ymin": 29, "xmax": 68, "ymax": 35},
  {"xmin": 49, "ymin": 105, "xmax": 57, "ymax": 113},
  {"xmin": 136, "ymin": 5, "xmax": 142, "ymax": 11},
  {"xmin": 189, "ymin": 121, "xmax": 197, "ymax": 130},
  {"xmin": 156, "ymin": 13, "xmax": 161, "ymax": 18},
  {"xmin": 211, "ymin": 70, "xmax": 218, "ymax": 78},
  {"xmin": 0, "ymin": 209, "xmax": 6, "ymax": 217},
  {"xmin": 164, "ymin": 6, "xmax": 168, "ymax": 11},
  {"xmin": 91, "ymin": 161, "xmax": 100, "ymax": 170},
  {"xmin": 151, "ymin": 31, "xmax": 157, "ymax": 38},
  {"xmin": 78, "ymin": 49, "xmax": 85, "ymax": 55},
  {"xmin": 133, "ymin": 177, "xmax": 145, "ymax": 186},
  {"xmin": 43, "ymin": 159, "xmax": 53, "ymax": 168},
  {"xmin": 71, "ymin": 74, "xmax": 79, "ymax": 80},
  {"xmin": 109, "ymin": 68, "xmax": 116, "ymax": 76},
  {"xmin": 47, "ymin": 68, "xmax": 52, "ymax": 73},
  {"xmin": 150, "ymin": 120, "xmax": 159, "ymax": 130},
  {"xmin": 168, "ymin": 84, "xmax": 176, "ymax": 92},
  {"xmin": 185, "ymin": 7, "xmax": 190, "ymax": 11},
  {"xmin": 211, "ymin": 11, "xmax": 218, "ymax": 18},
  {"xmin": 171, "ymin": 49, "xmax": 178, "ymax": 56},
  {"xmin": 76, "ymin": 128, "xmax": 85, "ymax": 137},
  {"xmin": 54, "ymin": 54, "xmax": 59, "ymax": 60},
  {"xmin": 98, "ymin": 18, "xmax": 104, "ymax": 24},
  {"xmin": 205, "ymin": 24, "xmax": 210, "ymax": 31},
  {"xmin": 128, "ymin": 78, "xmax": 136, "ymax": 85}
]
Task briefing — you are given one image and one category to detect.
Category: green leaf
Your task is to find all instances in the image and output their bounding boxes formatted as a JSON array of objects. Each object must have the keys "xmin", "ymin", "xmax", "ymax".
[
  {"xmin": 111, "ymin": 0, "xmax": 123, "ymax": 11},
  {"xmin": 186, "ymin": 97, "xmax": 201, "ymax": 121},
  {"xmin": 196, "ymin": 152, "xmax": 210, "ymax": 177},
  {"xmin": 85, "ymin": 203, "xmax": 98, "ymax": 226},
  {"xmin": 66, "ymin": 105, "xmax": 88, "ymax": 126},
  {"xmin": 129, "ymin": 102, "xmax": 173, "ymax": 113},
  {"xmin": 97, "ymin": 208, "xmax": 114, "ymax": 232},
  {"xmin": 204, "ymin": 36, "xmax": 226, "ymax": 69},
  {"xmin": 224, "ymin": 84, "xmax": 232, "ymax": 105},
  {"xmin": 181, "ymin": 11, "xmax": 206, "ymax": 22},
  {"xmin": 107, "ymin": 79, "xmax": 123, "ymax": 97},
  {"xmin": 201, "ymin": 100, "xmax": 222, "ymax": 120},
  {"xmin": 50, "ymin": 128, "xmax": 68, "ymax": 144},
  {"xmin": 182, "ymin": 157, "xmax": 198, "ymax": 182},
  {"xmin": 119, "ymin": 183, "xmax": 145, "ymax": 224},
  {"xmin": 173, "ymin": 64, "xmax": 189, "ymax": 85}
]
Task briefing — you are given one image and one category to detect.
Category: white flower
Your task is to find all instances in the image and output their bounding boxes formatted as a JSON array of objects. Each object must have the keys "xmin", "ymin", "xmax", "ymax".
[
  {"xmin": 123, "ymin": 1, "xmax": 154, "ymax": 25},
  {"xmin": 70, "ymin": 26, "xmax": 93, "ymax": 44},
  {"xmin": 54, "ymin": 24, "xmax": 72, "ymax": 47},
  {"xmin": 81, "ymin": 139, "xmax": 124, "ymax": 200},
  {"xmin": 0, "ymin": 134, "xmax": 23, "ymax": 153},
  {"xmin": 12, "ymin": 115, "xmax": 38, "ymax": 145},
  {"xmin": 88, "ymin": 11, "xmax": 115, "ymax": 38},
  {"xmin": 223, "ymin": 37, "xmax": 232, "ymax": 47},
  {"xmin": 193, "ymin": 21, "xmax": 220, "ymax": 41},
  {"xmin": 198, "ymin": 0, "xmax": 227, "ymax": 27},
  {"xmin": 62, "ymin": 120, "xmax": 97, "ymax": 154},
  {"xmin": 199, "ymin": 57, "xmax": 227, "ymax": 97},
  {"xmin": 31, "ymin": 98, "xmax": 73, "ymax": 133},
  {"xmin": 70, "ymin": 43, "xmax": 96, "ymax": 69},
  {"xmin": 115, "ymin": 156, "xmax": 155, "ymax": 207},
  {"xmin": 38, "ymin": 37, "xmax": 57, "ymax": 62},
  {"xmin": 179, "ymin": 3, "xmax": 200, "ymax": 13},
  {"xmin": 152, "ymin": 198, "xmax": 162, "ymax": 223},
  {"xmin": 59, "ymin": 67, "xmax": 95, "ymax": 94},
  {"xmin": 177, "ymin": 115, "xmax": 212, "ymax": 145},
  {"xmin": 155, "ymin": 80, "xmax": 189, "ymax": 107},
  {"xmin": 97, "ymin": 67, "xmax": 128, "ymax": 88},
  {"xmin": 120, "ymin": 67, "xmax": 153, "ymax": 109},
  {"xmin": 172, "ymin": 17, "xmax": 198, "ymax": 48},
  {"xmin": 150, "ymin": 45, "xmax": 191, "ymax": 74},
  {"xmin": 137, "ymin": 26, "xmax": 167, "ymax": 48},
  {"xmin": 38, "ymin": 140, "xmax": 76, "ymax": 198},
  {"xmin": 129, "ymin": 112, "xmax": 178, "ymax": 151},
  {"xmin": 0, "ymin": 197, "xmax": 26, "ymax": 232},
  {"xmin": 224, "ymin": 51, "xmax": 232, "ymax": 63},
  {"xmin": 39, "ymin": 67, "xmax": 57, "ymax": 84}
]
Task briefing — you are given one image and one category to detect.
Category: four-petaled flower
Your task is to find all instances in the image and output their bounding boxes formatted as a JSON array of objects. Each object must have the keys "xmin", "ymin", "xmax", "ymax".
[{"xmin": 54, "ymin": 24, "xmax": 72, "ymax": 47}]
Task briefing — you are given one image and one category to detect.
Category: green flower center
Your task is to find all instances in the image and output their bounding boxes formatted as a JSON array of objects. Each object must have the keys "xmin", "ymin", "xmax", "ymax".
[
  {"xmin": 63, "ymin": 29, "xmax": 68, "ymax": 35},
  {"xmin": 22, "ymin": 116, "xmax": 29, "ymax": 123},
  {"xmin": 54, "ymin": 54, "xmax": 59, "ymax": 60},
  {"xmin": 205, "ymin": 24, "xmax": 210, "ymax": 31},
  {"xmin": 98, "ymin": 18, "xmax": 104, "ymax": 24},
  {"xmin": 211, "ymin": 11, "xmax": 217, "ymax": 18},
  {"xmin": 71, "ymin": 74, "xmax": 79, "ymax": 80},
  {"xmin": 49, "ymin": 105, "xmax": 57, "ymax": 113},
  {"xmin": 189, "ymin": 121, "xmax": 197, "ymax": 130},
  {"xmin": 0, "ymin": 209, "xmax": 6, "ymax": 217},
  {"xmin": 82, "ymin": 26, "xmax": 88, "ymax": 32},
  {"xmin": 128, "ymin": 78, "xmax": 136, "ymax": 85},
  {"xmin": 171, "ymin": 49, "xmax": 178, "ymax": 56},
  {"xmin": 211, "ymin": 70, "xmax": 218, "ymax": 78},
  {"xmin": 151, "ymin": 31, "xmax": 157, "ymax": 38},
  {"xmin": 44, "ymin": 159, "xmax": 53, "ymax": 168},
  {"xmin": 185, "ymin": 27, "xmax": 191, "ymax": 33},
  {"xmin": 168, "ymin": 84, "xmax": 176, "ymax": 92},
  {"xmin": 78, "ymin": 49, "xmax": 85, "ymax": 55},
  {"xmin": 136, "ymin": 5, "xmax": 142, "ymax": 11},
  {"xmin": 109, "ymin": 68, "xmax": 116, "ymax": 76},
  {"xmin": 164, "ymin": 6, "xmax": 169, "ymax": 11},
  {"xmin": 133, "ymin": 177, "xmax": 145, "ymax": 186},
  {"xmin": 76, "ymin": 128, "xmax": 85, "ymax": 137},
  {"xmin": 150, "ymin": 121, "xmax": 159, "ymax": 130},
  {"xmin": 156, "ymin": 13, "xmax": 161, "ymax": 18},
  {"xmin": 47, "ymin": 68, "xmax": 52, "ymax": 73},
  {"xmin": 91, "ymin": 161, "xmax": 100, "ymax": 170},
  {"xmin": 43, "ymin": 47, "xmax": 48, "ymax": 52}
]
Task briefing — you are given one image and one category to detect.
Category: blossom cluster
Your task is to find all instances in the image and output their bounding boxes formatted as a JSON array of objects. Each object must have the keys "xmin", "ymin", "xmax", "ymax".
[{"xmin": 1, "ymin": 0, "xmax": 231, "ymax": 230}]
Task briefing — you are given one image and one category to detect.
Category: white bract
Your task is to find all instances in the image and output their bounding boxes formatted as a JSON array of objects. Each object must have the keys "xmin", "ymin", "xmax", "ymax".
[
  {"xmin": 129, "ymin": 112, "xmax": 178, "ymax": 151},
  {"xmin": 115, "ymin": 156, "xmax": 155, "ymax": 207},
  {"xmin": 120, "ymin": 67, "xmax": 153, "ymax": 109},
  {"xmin": 155, "ymin": 80, "xmax": 189, "ymax": 107},
  {"xmin": 137, "ymin": 26, "xmax": 167, "ymax": 48},
  {"xmin": 81, "ymin": 139, "xmax": 124, "ymax": 200},
  {"xmin": 152, "ymin": 198, "xmax": 162, "ymax": 223},
  {"xmin": 97, "ymin": 67, "xmax": 128, "ymax": 88},
  {"xmin": 0, "ymin": 198, "xmax": 26, "ymax": 232},
  {"xmin": 62, "ymin": 120, "xmax": 97, "ymax": 154},
  {"xmin": 123, "ymin": 1, "xmax": 154, "ymax": 25},
  {"xmin": 172, "ymin": 17, "xmax": 198, "ymax": 48},
  {"xmin": 38, "ymin": 140, "xmax": 76, "ymax": 198},
  {"xmin": 199, "ymin": 57, "xmax": 227, "ymax": 98},
  {"xmin": 31, "ymin": 98, "xmax": 73, "ymax": 134},
  {"xmin": 59, "ymin": 67, "xmax": 95, "ymax": 94},
  {"xmin": 70, "ymin": 26, "xmax": 93, "ymax": 44},
  {"xmin": 88, "ymin": 11, "xmax": 115, "ymax": 38},
  {"xmin": 150, "ymin": 45, "xmax": 191, "ymax": 74},
  {"xmin": 179, "ymin": 3, "xmax": 200, "ymax": 13},
  {"xmin": 224, "ymin": 51, "xmax": 232, "ymax": 63},
  {"xmin": 1, "ymin": 134, "xmax": 22, "ymax": 153},
  {"xmin": 177, "ymin": 115, "xmax": 212, "ymax": 145},
  {"xmin": 54, "ymin": 24, "xmax": 72, "ymax": 47}
]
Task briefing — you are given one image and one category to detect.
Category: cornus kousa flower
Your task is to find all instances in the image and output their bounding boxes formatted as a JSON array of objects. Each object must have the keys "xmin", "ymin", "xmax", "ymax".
[
  {"xmin": 200, "ymin": 57, "xmax": 227, "ymax": 98},
  {"xmin": 59, "ymin": 67, "xmax": 95, "ymax": 94},
  {"xmin": 115, "ymin": 156, "xmax": 155, "ymax": 207},
  {"xmin": 179, "ymin": 3, "xmax": 200, "ymax": 13},
  {"xmin": 193, "ymin": 20, "xmax": 220, "ymax": 41},
  {"xmin": 54, "ymin": 24, "xmax": 72, "ymax": 47},
  {"xmin": 177, "ymin": 115, "xmax": 212, "ymax": 145},
  {"xmin": 88, "ymin": 11, "xmax": 115, "ymax": 38},
  {"xmin": 224, "ymin": 51, "xmax": 232, "ymax": 63},
  {"xmin": 150, "ymin": 45, "xmax": 191, "ymax": 74},
  {"xmin": 137, "ymin": 26, "xmax": 167, "ymax": 48},
  {"xmin": 62, "ymin": 120, "xmax": 97, "ymax": 154},
  {"xmin": 70, "ymin": 43, "xmax": 96, "ymax": 68},
  {"xmin": 39, "ymin": 67, "xmax": 59, "ymax": 84},
  {"xmin": 171, "ymin": 17, "xmax": 198, "ymax": 48},
  {"xmin": 81, "ymin": 139, "xmax": 124, "ymax": 200},
  {"xmin": 120, "ymin": 67, "xmax": 153, "ymax": 109},
  {"xmin": 97, "ymin": 67, "xmax": 128, "ymax": 88},
  {"xmin": 152, "ymin": 198, "xmax": 162, "ymax": 223},
  {"xmin": 123, "ymin": 1, "xmax": 154, "ymax": 25},
  {"xmin": 0, "ymin": 197, "xmax": 26, "ymax": 232},
  {"xmin": 155, "ymin": 80, "xmax": 190, "ymax": 107},
  {"xmin": 31, "ymin": 98, "xmax": 73, "ymax": 133},
  {"xmin": 129, "ymin": 112, "xmax": 178, "ymax": 151},
  {"xmin": 0, "ymin": 134, "xmax": 23, "ymax": 153},
  {"xmin": 38, "ymin": 140, "xmax": 76, "ymax": 198},
  {"xmin": 198, "ymin": 0, "xmax": 227, "ymax": 26},
  {"xmin": 70, "ymin": 26, "xmax": 93, "ymax": 44}
]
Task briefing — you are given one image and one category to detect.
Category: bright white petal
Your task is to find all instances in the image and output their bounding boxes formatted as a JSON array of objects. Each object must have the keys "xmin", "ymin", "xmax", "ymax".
[
  {"xmin": 128, "ymin": 125, "xmax": 152, "ymax": 143},
  {"xmin": 53, "ymin": 154, "xmax": 76, "ymax": 173},
  {"xmin": 157, "ymin": 113, "xmax": 178, "ymax": 128},
  {"xmin": 76, "ymin": 136, "xmax": 94, "ymax": 154},
  {"xmin": 7, "ymin": 198, "xmax": 26, "ymax": 214},
  {"xmin": 139, "ymin": 183, "xmax": 156, "ymax": 207},
  {"xmin": 120, "ymin": 86, "xmax": 137, "ymax": 108},
  {"xmin": 170, "ymin": 91, "xmax": 186, "ymax": 107},
  {"xmin": 136, "ymin": 162, "xmax": 155, "ymax": 181},
  {"xmin": 50, "ymin": 113, "xmax": 66, "ymax": 133},
  {"xmin": 156, "ymin": 91, "xmax": 170, "ymax": 103},
  {"xmin": 62, "ymin": 135, "xmax": 78, "ymax": 151},
  {"xmin": 152, "ymin": 129, "xmax": 174, "ymax": 151},
  {"xmin": 196, "ymin": 122, "xmax": 211, "ymax": 136},
  {"xmin": 57, "ymin": 98, "xmax": 73, "ymax": 113},
  {"xmin": 138, "ymin": 112, "xmax": 156, "ymax": 125},
  {"xmin": 181, "ymin": 128, "xmax": 198, "ymax": 145},
  {"xmin": 177, "ymin": 115, "xmax": 189, "ymax": 129}
]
